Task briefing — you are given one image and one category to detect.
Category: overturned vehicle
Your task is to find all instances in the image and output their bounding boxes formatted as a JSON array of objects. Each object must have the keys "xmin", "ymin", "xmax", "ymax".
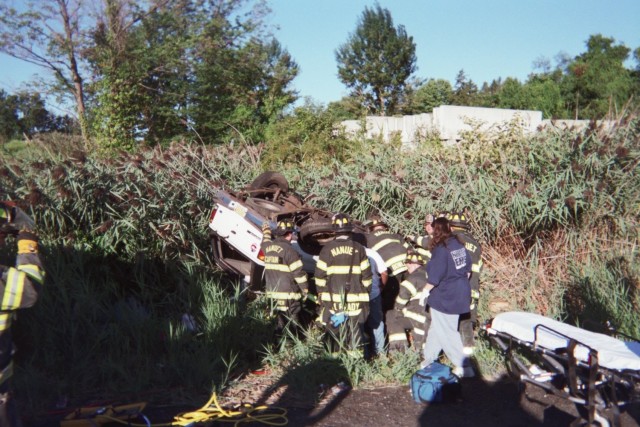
[{"xmin": 208, "ymin": 172, "xmax": 364, "ymax": 290}]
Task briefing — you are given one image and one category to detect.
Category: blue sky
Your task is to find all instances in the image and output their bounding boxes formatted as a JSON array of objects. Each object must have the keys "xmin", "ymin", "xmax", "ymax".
[{"xmin": 1, "ymin": 0, "xmax": 639, "ymax": 111}]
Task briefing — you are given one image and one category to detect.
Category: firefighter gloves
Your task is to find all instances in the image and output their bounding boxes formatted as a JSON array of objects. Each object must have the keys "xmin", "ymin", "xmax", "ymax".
[{"xmin": 330, "ymin": 312, "xmax": 348, "ymax": 328}]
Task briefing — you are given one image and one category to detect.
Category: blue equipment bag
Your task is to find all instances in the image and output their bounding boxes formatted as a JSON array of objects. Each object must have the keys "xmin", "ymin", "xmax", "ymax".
[{"xmin": 410, "ymin": 362, "xmax": 461, "ymax": 403}]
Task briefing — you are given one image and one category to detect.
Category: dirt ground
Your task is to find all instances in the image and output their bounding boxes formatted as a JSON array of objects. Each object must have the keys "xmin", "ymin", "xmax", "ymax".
[
  {"xmin": 282, "ymin": 377, "xmax": 640, "ymax": 427},
  {"xmin": 28, "ymin": 373, "xmax": 639, "ymax": 427}
]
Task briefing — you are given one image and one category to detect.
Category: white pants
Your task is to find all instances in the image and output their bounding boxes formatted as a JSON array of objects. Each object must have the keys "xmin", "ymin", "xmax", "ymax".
[{"xmin": 423, "ymin": 307, "xmax": 467, "ymax": 370}]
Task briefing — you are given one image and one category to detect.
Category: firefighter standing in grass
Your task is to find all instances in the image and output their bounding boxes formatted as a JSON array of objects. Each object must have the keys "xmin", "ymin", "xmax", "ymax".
[
  {"xmin": 405, "ymin": 213, "xmax": 438, "ymax": 340},
  {"xmin": 386, "ymin": 253, "xmax": 429, "ymax": 352},
  {"xmin": 261, "ymin": 219, "xmax": 309, "ymax": 335},
  {"xmin": 315, "ymin": 214, "xmax": 372, "ymax": 353},
  {"xmin": 364, "ymin": 217, "xmax": 408, "ymax": 313},
  {"xmin": 0, "ymin": 201, "xmax": 45, "ymax": 427},
  {"xmin": 447, "ymin": 212, "xmax": 482, "ymax": 355}
]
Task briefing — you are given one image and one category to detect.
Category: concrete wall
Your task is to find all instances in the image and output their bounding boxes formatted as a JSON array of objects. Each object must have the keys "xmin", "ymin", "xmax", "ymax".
[{"xmin": 340, "ymin": 106, "xmax": 606, "ymax": 146}]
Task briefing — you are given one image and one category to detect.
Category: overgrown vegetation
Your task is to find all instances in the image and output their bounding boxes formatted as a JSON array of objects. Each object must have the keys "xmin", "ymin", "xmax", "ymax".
[{"xmin": 0, "ymin": 115, "xmax": 637, "ymax": 419}]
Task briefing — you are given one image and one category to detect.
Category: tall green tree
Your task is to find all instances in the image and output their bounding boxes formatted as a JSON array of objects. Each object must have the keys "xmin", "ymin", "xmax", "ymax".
[
  {"xmin": 0, "ymin": 90, "xmax": 19, "ymax": 142},
  {"xmin": 406, "ymin": 78, "xmax": 452, "ymax": 113},
  {"xmin": 451, "ymin": 69, "xmax": 478, "ymax": 106},
  {"xmin": 497, "ymin": 77, "xmax": 525, "ymax": 110},
  {"xmin": 88, "ymin": 0, "xmax": 298, "ymax": 148},
  {"xmin": 562, "ymin": 34, "xmax": 635, "ymax": 119},
  {"xmin": 190, "ymin": 1, "xmax": 298, "ymax": 144},
  {"xmin": 522, "ymin": 72, "xmax": 566, "ymax": 118},
  {"xmin": 335, "ymin": 4, "xmax": 417, "ymax": 116},
  {"xmin": 88, "ymin": 0, "xmax": 191, "ymax": 148}
]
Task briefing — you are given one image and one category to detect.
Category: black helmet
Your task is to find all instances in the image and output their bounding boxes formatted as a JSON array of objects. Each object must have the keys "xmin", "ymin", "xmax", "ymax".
[
  {"xmin": 275, "ymin": 219, "xmax": 295, "ymax": 236},
  {"xmin": 447, "ymin": 212, "xmax": 470, "ymax": 229},
  {"xmin": 332, "ymin": 213, "xmax": 353, "ymax": 233},
  {"xmin": 365, "ymin": 216, "xmax": 388, "ymax": 231}
]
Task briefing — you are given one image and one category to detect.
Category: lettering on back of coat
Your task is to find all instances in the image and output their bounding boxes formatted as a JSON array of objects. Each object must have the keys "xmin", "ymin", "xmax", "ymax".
[
  {"xmin": 331, "ymin": 246, "xmax": 354, "ymax": 257},
  {"xmin": 265, "ymin": 245, "xmax": 284, "ymax": 253}
]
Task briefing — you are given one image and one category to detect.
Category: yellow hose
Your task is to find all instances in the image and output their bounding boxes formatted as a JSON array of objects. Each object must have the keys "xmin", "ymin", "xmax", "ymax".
[{"xmin": 85, "ymin": 392, "xmax": 288, "ymax": 427}]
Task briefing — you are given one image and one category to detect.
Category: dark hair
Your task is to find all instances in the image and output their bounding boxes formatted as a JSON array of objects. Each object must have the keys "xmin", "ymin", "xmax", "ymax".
[{"xmin": 428, "ymin": 217, "xmax": 462, "ymax": 249}]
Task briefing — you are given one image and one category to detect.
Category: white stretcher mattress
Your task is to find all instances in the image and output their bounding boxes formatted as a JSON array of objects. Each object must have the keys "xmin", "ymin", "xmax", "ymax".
[{"xmin": 490, "ymin": 311, "xmax": 640, "ymax": 371}]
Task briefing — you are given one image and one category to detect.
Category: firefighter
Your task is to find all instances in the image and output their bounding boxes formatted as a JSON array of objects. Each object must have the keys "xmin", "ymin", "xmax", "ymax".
[
  {"xmin": 315, "ymin": 213, "xmax": 372, "ymax": 354},
  {"xmin": 405, "ymin": 213, "xmax": 435, "ymax": 260},
  {"xmin": 446, "ymin": 211, "xmax": 482, "ymax": 355},
  {"xmin": 364, "ymin": 216, "xmax": 408, "ymax": 312},
  {"xmin": 0, "ymin": 201, "xmax": 45, "ymax": 427},
  {"xmin": 386, "ymin": 253, "xmax": 428, "ymax": 352},
  {"xmin": 261, "ymin": 219, "xmax": 309, "ymax": 335}
]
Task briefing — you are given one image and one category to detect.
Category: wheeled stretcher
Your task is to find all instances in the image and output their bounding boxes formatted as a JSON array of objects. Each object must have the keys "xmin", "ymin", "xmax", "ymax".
[{"xmin": 482, "ymin": 311, "xmax": 640, "ymax": 426}]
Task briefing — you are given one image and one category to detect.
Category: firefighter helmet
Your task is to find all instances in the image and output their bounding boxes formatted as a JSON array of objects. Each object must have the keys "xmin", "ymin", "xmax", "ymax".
[
  {"xmin": 332, "ymin": 213, "xmax": 353, "ymax": 233},
  {"xmin": 365, "ymin": 216, "xmax": 388, "ymax": 231},
  {"xmin": 447, "ymin": 212, "xmax": 470, "ymax": 229},
  {"xmin": 406, "ymin": 252, "xmax": 425, "ymax": 265},
  {"xmin": 275, "ymin": 219, "xmax": 295, "ymax": 236}
]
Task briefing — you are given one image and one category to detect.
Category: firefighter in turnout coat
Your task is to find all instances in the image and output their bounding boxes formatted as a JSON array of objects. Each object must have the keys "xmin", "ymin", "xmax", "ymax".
[
  {"xmin": 315, "ymin": 214, "xmax": 372, "ymax": 352},
  {"xmin": 447, "ymin": 212, "xmax": 482, "ymax": 355},
  {"xmin": 0, "ymin": 201, "xmax": 45, "ymax": 427},
  {"xmin": 387, "ymin": 253, "xmax": 429, "ymax": 351},
  {"xmin": 261, "ymin": 219, "xmax": 309, "ymax": 334},
  {"xmin": 405, "ymin": 213, "xmax": 435, "ymax": 261},
  {"xmin": 364, "ymin": 217, "xmax": 408, "ymax": 312}
]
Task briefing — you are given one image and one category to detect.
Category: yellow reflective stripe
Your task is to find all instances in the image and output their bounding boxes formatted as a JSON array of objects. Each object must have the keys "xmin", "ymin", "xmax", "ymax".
[
  {"xmin": 0, "ymin": 313, "xmax": 11, "ymax": 331},
  {"xmin": 294, "ymin": 276, "xmax": 307, "ymax": 284},
  {"xmin": 316, "ymin": 260, "xmax": 327, "ymax": 271},
  {"xmin": 386, "ymin": 253, "xmax": 407, "ymax": 267},
  {"xmin": 416, "ymin": 247, "xmax": 431, "ymax": 258},
  {"xmin": 413, "ymin": 327, "xmax": 425, "ymax": 336},
  {"xmin": 320, "ymin": 293, "xmax": 370, "ymax": 303},
  {"xmin": 3, "ymin": 268, "xmax": 25, "ymax": 310},
  {"xmin": 289, "ymin": 260, "xmax": 303, "ymax": 271},
  {"xmin": 0, "ymin": 361, "xmax": 13, "ymax": 386},
  {"xmin": 17, "ymin": 264, "xmax": 44, "ymax": 284},
  {"xmin": 471, "ymin": 290, "xmax": 480, "ymax": 299},
  {"xmin": 327, "ymin": 265, "xmax": 363, "ymax": 275},
  {"xmin": 265, "ymin": 264, "xmax": 291, "ymax": 272},
  {"xmin": 315, "ymin": 279, "xmax": 326, "ymax": 288},
  {"xmin": 359, "ymin": 258, "xmax": 369, "ymax": 270},
  {"xmin": 472, "ymin": 263, "xmax": 482, "ymax": 273},
  {"xmin": 388, "ymin": 332, "xmax": 407, "ymax": 342},
  {"xmin": 470, "ymin": 303, "xmax": 476, "ymax": 310},
  {"xmin": 266, "ymin": 291, "xmax": 302, "ymax": 300},
  {"xmin": 372, "ymin": 238, "xmax": 400, "ymax": 252},
  {"xmin": 400, "ymin": 280, "xmax": 417, "ymax": 296},
  {"xmin": 402, "ymin": 309, "xmax": 426, "ymax": 324},
  {"xmin": 362, "ymin": 278, "xmax": 372, "ymax": 288},
  {"xmin": 395, "ymin": 296, "xmax": 408, "ymax": 306},
  {"xmin": 390, "ymin": 264, "xmax": 408, "ymax": 276}
]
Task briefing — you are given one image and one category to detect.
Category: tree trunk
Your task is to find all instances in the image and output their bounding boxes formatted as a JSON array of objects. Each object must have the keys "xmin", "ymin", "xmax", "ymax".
[{"xmin": 59, "ymin": 0, "xmax": 89, "ymax": 145}]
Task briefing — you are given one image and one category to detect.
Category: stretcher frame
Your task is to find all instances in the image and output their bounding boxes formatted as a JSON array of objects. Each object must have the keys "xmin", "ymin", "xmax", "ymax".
[{"xmin": 482, "ymin": 313, "xmax": 640, "ymax": 427}]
